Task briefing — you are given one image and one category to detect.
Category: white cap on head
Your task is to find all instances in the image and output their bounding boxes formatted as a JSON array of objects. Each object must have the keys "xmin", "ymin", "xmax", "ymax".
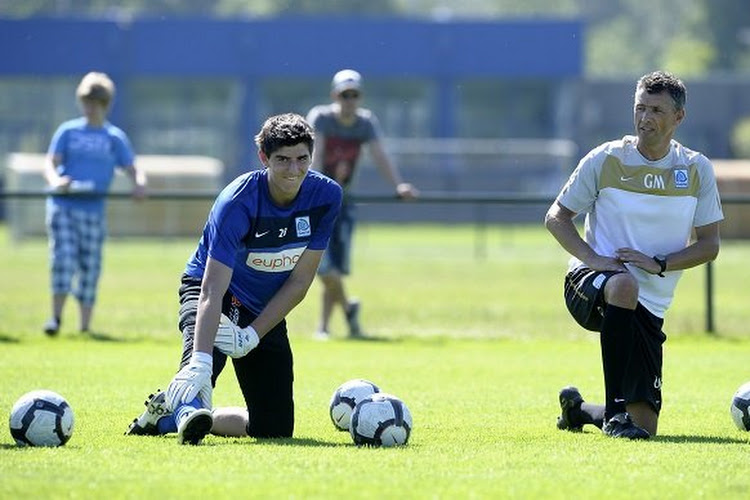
[{"xmin": 331, "ymin": 69, "xmax": 362, "ymax": 94}]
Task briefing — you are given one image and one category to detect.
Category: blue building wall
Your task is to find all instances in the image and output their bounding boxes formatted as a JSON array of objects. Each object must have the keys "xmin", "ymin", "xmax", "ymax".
[
  {"xmin": 0, "ymin": 16, "xmax": 582, "ymax": 167},
  {"xmin": 0, "ymin": 17, "xmax": 582, "ymax": 77}
]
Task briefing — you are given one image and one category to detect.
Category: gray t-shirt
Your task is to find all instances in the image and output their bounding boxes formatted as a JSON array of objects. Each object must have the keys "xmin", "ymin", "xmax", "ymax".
[{"xmin": 306, "ymin": 103, "xmax": 381, "ymax": 188}]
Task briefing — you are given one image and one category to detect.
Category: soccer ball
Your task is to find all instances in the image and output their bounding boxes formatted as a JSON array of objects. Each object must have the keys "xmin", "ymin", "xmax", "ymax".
[
  {"xmin": 350, "ymin": 392, "xmax": 412, "ymax": 447},
  {"xmin": 9, "ymin": 390, "xmax": 74, "ymax": 447},
  {"xmin": 329, "ymin": 379, "xmax": 380, "ymax": 431},
  {"xmin": 730, "ymin": 381, "xmax": 750, "ymax": 431}
]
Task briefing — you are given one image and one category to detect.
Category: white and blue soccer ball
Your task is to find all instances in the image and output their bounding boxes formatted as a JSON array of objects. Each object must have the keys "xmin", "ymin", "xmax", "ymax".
[
  {"xmin": 329, "ymin": 379, "xmax": 380, "ymax": 431},
  {"xmin": 730, "ymin": 381, "xmax": 750, "ymax": 431},
  {"xmin": 9, "ymin": 390, "xmax": 74, "ymax": 447},
  {"xmin": 350, "ymin": 392, "xmax": 412, "ymax": 447}
]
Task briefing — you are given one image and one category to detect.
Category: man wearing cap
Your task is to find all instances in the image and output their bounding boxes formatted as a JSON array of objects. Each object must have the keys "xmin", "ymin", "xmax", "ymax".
[{"xmin": 306, "ymin": 69, "xmax": 418, "ymax": 340}]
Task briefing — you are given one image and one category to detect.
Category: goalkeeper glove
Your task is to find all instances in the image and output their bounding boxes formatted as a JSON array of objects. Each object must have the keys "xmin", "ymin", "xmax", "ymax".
[
  {"xmin": 214, "ymin": 314, "xmax": 260, "ymax": 358},
  {"xmin": 166, "ymin": 352, "xmax": 213, "ymax": 411}
]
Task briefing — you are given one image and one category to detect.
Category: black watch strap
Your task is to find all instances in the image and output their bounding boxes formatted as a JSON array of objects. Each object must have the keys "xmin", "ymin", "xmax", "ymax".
[{"xmin": 652, "ymin": 255, "xmax": 667, "ymax": 277}]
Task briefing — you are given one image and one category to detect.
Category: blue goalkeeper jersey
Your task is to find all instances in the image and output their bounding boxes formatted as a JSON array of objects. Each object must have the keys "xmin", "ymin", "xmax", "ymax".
[{"xmin": 184, "ymin": 169, "xmax": 342, "ymax": 315}]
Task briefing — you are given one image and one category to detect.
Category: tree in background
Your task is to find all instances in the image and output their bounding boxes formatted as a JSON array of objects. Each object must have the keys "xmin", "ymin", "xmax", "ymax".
[
  {"xmin": 705, "ymin": 0, "xmax": 750, "ymax": 73},
  {"xmin": 585, "ymin": 0, "xmax": 714, "ymax": 77},
  {"xmin": 731, "ymin": 117, "xmax": 750, "ymax": 158}
]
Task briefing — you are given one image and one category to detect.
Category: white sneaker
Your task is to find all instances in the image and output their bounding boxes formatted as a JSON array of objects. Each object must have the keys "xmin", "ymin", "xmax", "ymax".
[
  {"xmin": 176, "ymin": 405, "xmax": 213, "ymax": 445},
  {"xmin": 43, "ymin": 318, "xmax": 60, "ymax": 336},
  {"xmin": 313, "ymin": 330, "xmax": 331, "ymax": 341},
  {"xmin": 125, "ymin": 390, "xmax": 171, "ymax": 436}
]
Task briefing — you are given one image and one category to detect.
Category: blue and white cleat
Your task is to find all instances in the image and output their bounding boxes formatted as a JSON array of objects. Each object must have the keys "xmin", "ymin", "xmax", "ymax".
[{"xmin": 175, "ymin": 399, "xmax": 213, "ymax": 445}]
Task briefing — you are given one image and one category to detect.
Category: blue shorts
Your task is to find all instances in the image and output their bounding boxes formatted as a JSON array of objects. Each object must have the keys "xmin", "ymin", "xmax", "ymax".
[
  {"xmin": 45, "ymin": 206, "xmax": 106, "ymax": 306},
  {"xmin": 317, "ymin": 202, "xmax": 355, "ymax": 276}
]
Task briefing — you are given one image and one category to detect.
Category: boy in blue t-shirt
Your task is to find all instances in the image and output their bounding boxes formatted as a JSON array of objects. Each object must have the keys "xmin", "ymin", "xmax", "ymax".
[{"xmin": 43, "ymin": 72, "xmax": 147, "ymax": 335}]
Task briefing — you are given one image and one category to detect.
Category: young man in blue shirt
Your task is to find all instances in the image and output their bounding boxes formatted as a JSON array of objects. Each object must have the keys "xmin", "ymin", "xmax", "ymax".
[{"xmin": 126, "ymin": 113, "xmax": 343, "ymax": 444}]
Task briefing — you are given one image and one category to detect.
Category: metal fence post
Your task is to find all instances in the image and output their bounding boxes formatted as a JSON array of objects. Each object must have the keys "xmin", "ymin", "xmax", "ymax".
[{"xmin": 706, "ymin": 261, "xmax": 715, "ymax": 334}]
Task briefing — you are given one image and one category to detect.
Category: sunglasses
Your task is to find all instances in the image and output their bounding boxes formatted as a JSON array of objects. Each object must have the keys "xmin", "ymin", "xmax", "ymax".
[{"xmin": 339, "ymin": 91, "xmax": 361, "ymax": 100}]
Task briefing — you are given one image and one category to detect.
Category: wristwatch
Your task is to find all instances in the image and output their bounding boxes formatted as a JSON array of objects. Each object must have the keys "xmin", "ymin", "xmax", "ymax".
[{"xmin": 652, "ymin": 255, "xmax": 667, "ymax": 277}]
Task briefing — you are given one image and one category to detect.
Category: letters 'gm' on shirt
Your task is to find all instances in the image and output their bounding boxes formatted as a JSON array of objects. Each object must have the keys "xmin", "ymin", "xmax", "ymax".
[{"xmin": 557, "ymin": 135, "xmax": 724, "ymax": 317}]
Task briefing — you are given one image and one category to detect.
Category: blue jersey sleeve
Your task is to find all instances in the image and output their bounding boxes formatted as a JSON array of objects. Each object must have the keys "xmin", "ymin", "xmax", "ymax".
[{"xmin": 204, "ymin": 194, "xmax": 253, "ymax": 269}]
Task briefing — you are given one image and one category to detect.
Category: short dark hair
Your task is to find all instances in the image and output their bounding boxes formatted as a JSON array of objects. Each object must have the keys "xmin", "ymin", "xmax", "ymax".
[
  {"xmin": 636, "ymin": 71, "xmax": 686, "ymax": 111},
  {"xmin": 254, "ymin": 113, "xmax": 314, "ymax": 157}
]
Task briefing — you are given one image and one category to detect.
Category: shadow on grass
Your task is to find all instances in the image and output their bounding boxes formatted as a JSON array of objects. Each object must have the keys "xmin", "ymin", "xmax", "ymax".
[
  {"xmin": 311, "ymin": 334, "xmax": 402, "ymax": 344},
  {"xmin": 0, "ymin": 443, "xmax": 76, "ymax": 450},
  {"xmin": 83, "ymin": 331, "xmax": 131, "ymax": 342},
  {"xmin": 265, "ymin": 436, "xmax": 349, "ymax": 447},
  {"xmin": 0, "ymin": 332, "xmax": 153, "ymax": 344},
  {"xmin": 204, "ymin": 436, "xmax": 347, "ymax": 448},
  {"xmin": 71, "ymin": 330, "xmax": 146, "ymax": 343},
  {"xmin": 345, "ymin": 334, "xmax": 400, "ymax": 344},
  {"xmin": 653, "ymin": 434, "xmax": 750, "ymax": 445}
]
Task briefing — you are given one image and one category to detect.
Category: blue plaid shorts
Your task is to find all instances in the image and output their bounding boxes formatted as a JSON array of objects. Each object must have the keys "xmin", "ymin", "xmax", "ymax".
[{"xmin": 46, "ymin": 206, "xmax": 106, "ymax": 306}]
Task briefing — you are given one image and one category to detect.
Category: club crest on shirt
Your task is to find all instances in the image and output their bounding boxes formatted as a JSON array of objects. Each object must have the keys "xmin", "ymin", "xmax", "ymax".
[
  {"xmin": 592, "ymin": 273, "xmax": 606, "ymax": 289},
  {"xmin": 674, "ymin": 168, "xmax": 689, "ymax": 189},
  {"xmin": 295, "ymin": 216, "xmax": 311, "ymax": 237}
]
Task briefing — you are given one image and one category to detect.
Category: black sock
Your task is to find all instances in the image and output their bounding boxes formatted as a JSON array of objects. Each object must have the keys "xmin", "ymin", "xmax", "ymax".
[
  {"xmin": 578, "ymin": 402, "xmax": 606, "ymax": 429},
  {"xmin": 600, "ymin": 304, "xmax": 635, "ymax": 421},
  {"xmin": 566, "ymin": 400, "xmax": 606, "ymax": 429}
]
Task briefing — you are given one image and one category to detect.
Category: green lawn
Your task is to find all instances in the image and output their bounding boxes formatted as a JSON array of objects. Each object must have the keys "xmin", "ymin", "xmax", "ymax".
[{"xmin": 1, "ymin": 224, "xmax": 750, "ymax": 498}]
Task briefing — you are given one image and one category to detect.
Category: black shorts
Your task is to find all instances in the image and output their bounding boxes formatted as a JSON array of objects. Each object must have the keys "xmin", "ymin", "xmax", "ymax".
[
  {"xmin": 563, "ymin": 267, "xmax": 667, "ymax": 413},
  {"xmin": 564, "ymin": 267, "xmax": 619, "ymax": 332},
  {"xmin": 178, "ymin": 274, "xmax": 294, "ymax": 437}
]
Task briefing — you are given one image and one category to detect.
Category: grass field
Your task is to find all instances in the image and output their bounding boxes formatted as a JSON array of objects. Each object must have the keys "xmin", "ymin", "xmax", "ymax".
[{"xmin": 2, "ymin": 223, "xmax": 750, "ymax": 498}]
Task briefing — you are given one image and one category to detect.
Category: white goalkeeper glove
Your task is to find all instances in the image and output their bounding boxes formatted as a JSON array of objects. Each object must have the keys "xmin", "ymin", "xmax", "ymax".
[
  {"xmin": 166, "ymin": 352, "xmax": 213, "ymax": 411},
  {"xmin": 214, "ymin": 314, "xmax": 260, "ymax": 358}
]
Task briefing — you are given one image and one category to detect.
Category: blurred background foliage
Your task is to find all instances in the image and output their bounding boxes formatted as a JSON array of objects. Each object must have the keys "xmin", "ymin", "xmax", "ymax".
[
  {"xmin": 731, "ymin": 116, "xmax": 750, "ymax": 158},
  {"xmin": 1, "ymin": 0, "xmax": 749, "ymax": 77}
]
